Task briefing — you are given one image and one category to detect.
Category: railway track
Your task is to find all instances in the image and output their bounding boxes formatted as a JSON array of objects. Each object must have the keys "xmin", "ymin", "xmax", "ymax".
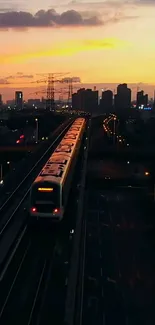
[
  {"xmin": 75, "ymin": 188, "xmax": 155, "ymax": 325},
  {"xmin": 0, "ymin": 227, "xmax": 57, "ymax": 325},
  {"xmin": 0, "ymin": 119, "xmax": 74, "ymax": 273},
  {"xmin": 0, "ymin": 119, "xmax": 90, "ymax": 325},
  {"xmin": 0, "ymin": 119, "xmax": 73, "ymax": 216}
]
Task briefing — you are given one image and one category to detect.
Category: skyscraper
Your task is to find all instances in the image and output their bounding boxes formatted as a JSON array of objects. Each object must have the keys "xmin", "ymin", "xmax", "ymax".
[
  {"xmin": 115, "ymin": 83, "xmax": 131, "ymax": 112},
  {"xmin": 100, "ymin": 90, "xmax": 113, "ymax": 113},
  {"xmin": 136, "ymin": 90, "xmax": 148, "ymax": 108},
  {"xmin": 15, "ymin": 91, "xmax": 23, "ymax": 110},
  {"xmin": 72, "ymin": 88, "xmax": 98, "ymax": 114}
]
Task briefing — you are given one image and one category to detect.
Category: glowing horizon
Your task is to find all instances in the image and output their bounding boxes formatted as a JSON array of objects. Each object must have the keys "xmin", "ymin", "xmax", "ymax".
[{"xmin": 0, "ymin": 0, "xmax": 155, "ymax": 100}]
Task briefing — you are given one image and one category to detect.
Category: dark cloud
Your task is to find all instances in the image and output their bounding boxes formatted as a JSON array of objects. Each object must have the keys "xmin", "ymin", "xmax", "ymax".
[
  {"xmin": 0, "ymin": 8, "xmax": 103, "ymax": 29},
  {"xmin": 6, "ymin": 74, "xmax": 34, "ymax": 79},
  {"xmin": 0, "ymin": 78, "xmax": 10, "ymax": 84},
  {"xmin": 62, "ymin": 76, "xmax": 81, "ymax": 82}
]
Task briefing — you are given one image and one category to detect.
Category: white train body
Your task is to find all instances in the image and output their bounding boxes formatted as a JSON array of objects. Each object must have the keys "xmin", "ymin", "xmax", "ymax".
[{"xmin": 29, "ymin": 118, "xmax": 86, "ymax": 221}]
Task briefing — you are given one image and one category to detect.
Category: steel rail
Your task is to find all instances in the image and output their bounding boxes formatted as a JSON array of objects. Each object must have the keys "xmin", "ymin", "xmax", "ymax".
[
  {"xmin": 0, "ymin": 119, "xmax": 74, "ymax": 277},
  {"xmin": 0, "ymin": 119, "xmax": 73, "ymax": 215}
]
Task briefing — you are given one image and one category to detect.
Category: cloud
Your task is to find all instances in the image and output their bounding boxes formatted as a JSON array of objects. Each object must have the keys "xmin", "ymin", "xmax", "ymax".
[
  {"xmin": 0, "ymin": 7, "xmax": 138, "ymax": 31},
  {"xmin": 62, "ymin": 77, "xmax": 81, "ymax": 82},
  {"xmin": 83, "ymin": 38, "xmax": 130, "ymax": 49},
  {"xmin": 0, "ymin": 78, "xmax": 10, "ymax": 85},
  {"xmin": 6, "ymin": 74, "xmax": 34, "ymax": 79},
  {"xmin": 137, "ymin": 0, "xmax": 155, "ymax": 4},
  {"xmin": 0, "ymin": 38, "xmax": 131, "ymax": 64},
  {"xmin": 0, "ymin": 8, "xmax": 103, "ymax": 29},
  {"xmin": 0, "ymin": 0, "xmax": 24, "ymax": 12},
  {"xmin": 67, "ymin": 0, "xmax": 155, "ymax": 5}
]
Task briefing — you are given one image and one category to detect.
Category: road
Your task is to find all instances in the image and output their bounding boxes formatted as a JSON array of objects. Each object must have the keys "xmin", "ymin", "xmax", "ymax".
[{"xmin": 78, "ymin": 187, "xmax": 155, "ymax": 325}]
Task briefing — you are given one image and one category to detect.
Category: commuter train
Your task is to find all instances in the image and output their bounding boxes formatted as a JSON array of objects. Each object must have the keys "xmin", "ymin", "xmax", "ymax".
[{"xmin": 29, "ymin": 118, "xmax": 86, "ymax": 221}]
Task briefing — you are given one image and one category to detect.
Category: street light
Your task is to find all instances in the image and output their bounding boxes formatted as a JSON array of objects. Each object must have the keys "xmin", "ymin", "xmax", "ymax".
[
  {"xmin": 35, "ymin": 118, "xmax": 38, "ymax": 143},
  {"xmin": 0, "ymin": 161, "xmax": 10, "ymax": 185},
  {"xmin": 0, "ymin": 164, "xmax": 3, "ymax": 183},
  {"xmin": 113, "ymin": 117, "xmax": 116, "ymax": 145}
]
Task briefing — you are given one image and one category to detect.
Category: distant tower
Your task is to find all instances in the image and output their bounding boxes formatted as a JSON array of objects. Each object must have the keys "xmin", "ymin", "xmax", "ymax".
[
  {"xmin": 46, "ymin": 74, "xmax": 55, "ymax": 110},
  {"xmin": 67, "ymin": 79, "xmax": 73, "ymax": 106},
  {"xmin": 59, "ymin": 88, "xmax": 63, "ymax": 103},
  {"xmin": 15, "ymin": 91, "xmax": 23, "ymax": 110}
]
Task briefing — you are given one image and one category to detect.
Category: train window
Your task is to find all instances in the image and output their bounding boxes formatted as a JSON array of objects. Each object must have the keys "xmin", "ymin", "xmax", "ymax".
[
  {"xmin": 57, "ymin": 145, "xmax": 72, "ymax": 150},
  {"xmin": 61, "ymin": 141, "xmax": 74, "ymax": 146},
  {"xmin": 50, "ymin": 158, "xmax": 67, "ymax": 164},
  {"xmin": 31, "ymin": 183, "xmax": 60, "ymax": 206},
  {"xmin": 56, "ymin": 147, "xmax": 71, "ymax": 153},
  {"xmin": 64, "ymin": 135, "xmax": 76, "ymax": 139},
  {"xmin": 41, "ymin": 170, "xmax": 63, "ymax": 177},
  {"xmin": 41, "ymin": 163, "xmax": 65, "ymax": 177},
  {"xmin": 70, "ymin": 127, "xmax": 80, "ymax": 131},
  {"xmin": 67, "ymin": 132, "xmax": 78, "ymax": 136}
]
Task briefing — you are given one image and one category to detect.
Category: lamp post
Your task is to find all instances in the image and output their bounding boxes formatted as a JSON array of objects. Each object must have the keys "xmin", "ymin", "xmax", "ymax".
[
  {"xmin": 0, "ymin": 164, "xmax": 2, "ymax": 181},
  {"xmin": 0, "ymin": 161, "xmax": 10, "ymax": 185},
  {"xmin": 113, "ymin": 117, "xmax": 116, "ymax": 145},
  {"xmin": 35, "ymin": 118, "xmax": 38, "ymax": 143}
]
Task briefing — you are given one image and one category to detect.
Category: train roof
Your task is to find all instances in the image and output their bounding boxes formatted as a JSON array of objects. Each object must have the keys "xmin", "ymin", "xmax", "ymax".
[{"xmin": 33, "ymin": 118, "xmax": 85, "ymax": 186}]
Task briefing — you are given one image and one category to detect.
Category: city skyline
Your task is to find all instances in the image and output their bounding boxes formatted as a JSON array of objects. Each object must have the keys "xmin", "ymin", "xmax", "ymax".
[
  {"xmin": 0, "ymin": 83, "xmax": 155, "ymax": 103},
  {"xmin": 0, "ymin": 0, "xmax": 155, "ymax": 99}
]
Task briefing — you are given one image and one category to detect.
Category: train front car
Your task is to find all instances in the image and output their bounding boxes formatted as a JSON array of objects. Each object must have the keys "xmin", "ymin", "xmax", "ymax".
[
  {"xmin": 29, "ymin": 118, "xmax": 86, "ymax": 221},
  {"xmin": 30, "ymin": 180, "xmax": 62, "ymax": 220}
]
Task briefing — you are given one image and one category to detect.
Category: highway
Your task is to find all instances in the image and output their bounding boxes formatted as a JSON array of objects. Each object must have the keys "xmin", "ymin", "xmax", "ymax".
[
  {"xmin": 76, "ymin": 186, "xmax": 155, "ymax": 325},
  {"xmin": 0, "ymin": 118, "xmax": 89, "ymax": 325}
]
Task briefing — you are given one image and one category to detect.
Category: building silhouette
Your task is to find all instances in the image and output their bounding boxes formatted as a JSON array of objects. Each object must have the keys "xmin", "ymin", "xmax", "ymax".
[
  {"xmin": 114, "ymin": 83, "xmax": 131, "ymax": 113},
  {"xmin": 136, "ymin": 90, "xmax": 148, "ymax": 108},
  {"xmin": 72, "ymin": 88, "xmax": 98, "ymax": 114},
  {"xmin": 100, "ymin": 90, "xmax": 113, "ymax": 113},
  {"xmin": 15, "ymin": 91, "xmax": 23, "ymax": 110},
  {"xmin": 0, "ymin": 94, "xmax": 2, "ymax": 108}
]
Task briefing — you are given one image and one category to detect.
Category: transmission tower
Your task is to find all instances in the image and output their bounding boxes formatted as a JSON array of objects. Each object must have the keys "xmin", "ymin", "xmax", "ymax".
[
  {"xmin": 67, "ymin": 79, "xmax": 73, "ymax": 106},
  {"xmin": 46, "ymin": 73, "xmax": 55, "ymax": 111}
]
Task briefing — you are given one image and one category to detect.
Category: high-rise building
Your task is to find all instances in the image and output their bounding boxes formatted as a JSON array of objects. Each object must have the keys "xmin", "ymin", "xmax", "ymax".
[
  {"xmin": 100, "ymin": 90, "xmax": 113, "ymax": 113},
  {"xmin": 136, "ymin": 90, "xmax": 148, "ymax": 108},
  {"xmin": 114, "ymin": 83, "xmax": 131, "ymax": 112},
  {"xmin": 0, "ymin": 94, "xmax": 3, "ymax": 107},
  {"xmin": 15, "ymin": 91, "xmax": 23, "ymax": 110},
  {"xmin": 72, "ymin": 93, "xmax": 78, "ymax": 110},
  {"xmin": 72, "ymin": 88, "xmax": 98, "ymax": 114},
  {"xmin": 6, "ymin": 99, "xmax": 15, "ymax": 106}
]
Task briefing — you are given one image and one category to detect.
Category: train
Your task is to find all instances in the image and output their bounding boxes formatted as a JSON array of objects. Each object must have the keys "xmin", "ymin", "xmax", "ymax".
[{"xmin": 29, "ymin": 118, "xmax": 86, "ymax": 221}]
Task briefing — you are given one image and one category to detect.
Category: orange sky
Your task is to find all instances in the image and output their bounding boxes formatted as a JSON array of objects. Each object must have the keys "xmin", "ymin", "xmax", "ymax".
[{"xmin": 0, "ymin": 0, "xmax": 155, "ymax": 100}]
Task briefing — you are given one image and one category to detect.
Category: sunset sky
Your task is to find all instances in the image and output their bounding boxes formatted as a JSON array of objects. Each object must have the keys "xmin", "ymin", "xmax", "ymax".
[{"xmin": 0, "ymin": 0, "xmax": 155, "ymax": 100}]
